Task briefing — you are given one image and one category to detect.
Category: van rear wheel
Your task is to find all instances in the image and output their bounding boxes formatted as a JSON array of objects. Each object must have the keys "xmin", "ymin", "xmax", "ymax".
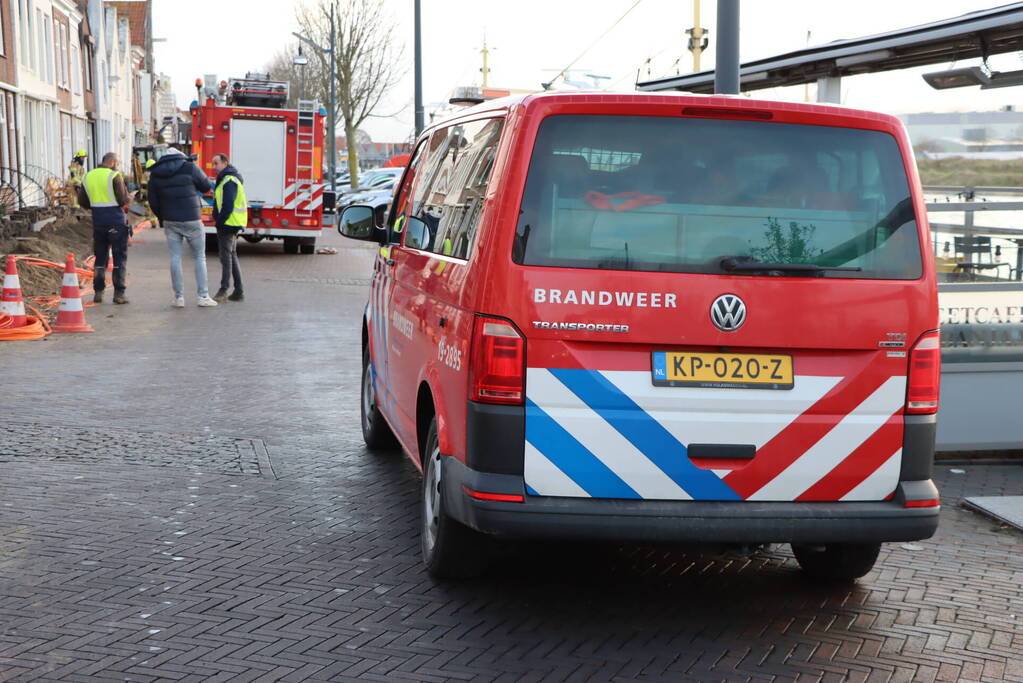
[
  {"xmin": 791, "ymin": 542, "xmax": 881, "ymax": 581},
  {"xmin": 360, "ymin": 348, "xmax": 398, "ymax": 451},
  {"xmin": 421, "ymin": 418, "xmax": 488, "ymax": 579}
]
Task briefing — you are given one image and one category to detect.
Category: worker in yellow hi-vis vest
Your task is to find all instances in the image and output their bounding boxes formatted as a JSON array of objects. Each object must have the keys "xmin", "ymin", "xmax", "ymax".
[
  {"xmin": 210, "ymin": 153, "xmax": 247, "ymax": 302},
  {"xmin": 76, "ymin": 152, "xmax": 131, "ymax": 305},
  {"xmin": 68, "ymin": 149, "xmax": 87, "ymax": 207}
]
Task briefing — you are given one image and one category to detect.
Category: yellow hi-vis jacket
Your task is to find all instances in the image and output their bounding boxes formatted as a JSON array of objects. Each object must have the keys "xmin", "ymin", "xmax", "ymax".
[
  {"xmin": 215, "ymin": 175, "xmax": 248, "ymax": 228},
  {"xmin": 83, "ymin": 167, "xmax": 121, "ymax": 207}
]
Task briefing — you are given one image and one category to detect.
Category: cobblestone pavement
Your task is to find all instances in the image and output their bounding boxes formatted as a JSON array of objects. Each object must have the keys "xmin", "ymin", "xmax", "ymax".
[{"xmin": 1, "ymin": 227, "xmax": 1022, "ymax": 682}]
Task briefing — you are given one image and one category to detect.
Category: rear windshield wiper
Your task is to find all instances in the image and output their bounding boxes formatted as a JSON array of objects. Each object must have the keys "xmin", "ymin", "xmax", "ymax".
[{"xmin": 719, "ymin": 256, "xmax": 863, "ymax": 275}]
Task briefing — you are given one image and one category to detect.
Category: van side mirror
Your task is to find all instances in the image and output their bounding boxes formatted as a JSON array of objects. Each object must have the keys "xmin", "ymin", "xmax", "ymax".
[{"xmin": 338, "ymin": 205, "xmax": 386, "ymax": 243}]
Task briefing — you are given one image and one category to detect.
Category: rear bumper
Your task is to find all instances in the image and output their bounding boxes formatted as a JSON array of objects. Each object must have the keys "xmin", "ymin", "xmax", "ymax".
[
  {"xmin": 444, "ymin": 458, "xmax": 940, "ymax": 544},
  {"xmin": 201, "ymin": 226, "xmax": 322, "ymax": 237}
]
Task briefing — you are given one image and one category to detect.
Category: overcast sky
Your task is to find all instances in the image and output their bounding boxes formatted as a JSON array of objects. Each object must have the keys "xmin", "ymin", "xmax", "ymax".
[{"xmin": 153, "ymin": 1, "xmax": 1021, "ymax": 142}]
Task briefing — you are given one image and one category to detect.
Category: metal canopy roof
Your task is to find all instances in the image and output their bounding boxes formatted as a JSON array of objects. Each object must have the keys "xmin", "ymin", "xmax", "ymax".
[{"xmin": 637, "ymin": 2, "xmax": 1023, "ymax": 93}]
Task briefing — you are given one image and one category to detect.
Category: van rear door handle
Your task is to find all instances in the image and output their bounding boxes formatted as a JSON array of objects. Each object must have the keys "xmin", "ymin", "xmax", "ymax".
[{"xmin": 688, "ymin": 444, "xmax": 756, "ymax": 459}]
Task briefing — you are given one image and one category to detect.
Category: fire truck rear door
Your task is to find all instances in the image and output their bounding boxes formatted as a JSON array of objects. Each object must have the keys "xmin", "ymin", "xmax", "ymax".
[{"xmin": 230, "ymin": 118, "xmax": 286, "ymax": 206}]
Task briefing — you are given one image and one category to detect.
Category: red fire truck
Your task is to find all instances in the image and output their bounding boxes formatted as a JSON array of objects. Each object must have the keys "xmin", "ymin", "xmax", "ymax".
[{"xmin": 190, "ymin": 73, "xmax": 327, "ymax": 254}]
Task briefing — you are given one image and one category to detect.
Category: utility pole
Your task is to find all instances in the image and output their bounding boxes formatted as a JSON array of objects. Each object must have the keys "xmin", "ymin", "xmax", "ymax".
[
  {"xmin": 715, "ymin": 0, "xmax": 740, "ymax": 94},
  {"xmin": 480, "ymin": 38, "xmax": 491, "ymax": 88},
  {"xmin": 329, "ymin": 2, "xmax": 337, "ymax": 193},
  {"xmin": 686, "ymin": 0, "xmax": 708, "ymax": 72},
  {"xmin": 414, "ymin": 0, "xmax": 424, "ymax": 136}
]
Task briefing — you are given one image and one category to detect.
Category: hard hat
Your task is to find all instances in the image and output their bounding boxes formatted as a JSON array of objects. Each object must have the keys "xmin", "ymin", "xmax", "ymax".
[
  {"xmin": 145, "ymin": 159, "xmax": 156, "ymax": 169},
  {"xmin": 75, "ymin": 149, "xmax": 87, "ymax": 158}
]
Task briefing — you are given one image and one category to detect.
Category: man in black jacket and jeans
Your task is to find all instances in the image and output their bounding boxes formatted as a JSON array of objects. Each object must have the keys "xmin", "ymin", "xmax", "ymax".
[
  {"xmin": 148, "ymin": 148, "xmax": 218, "ymax": 308},
  {"xmin": 210, "ymin": 154, "xmax": 245, "ymax": 302}
]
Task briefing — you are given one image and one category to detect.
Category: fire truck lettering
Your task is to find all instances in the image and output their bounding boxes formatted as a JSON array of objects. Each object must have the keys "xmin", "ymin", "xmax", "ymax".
[
  {"xmin": 549, "ymin": 289, "xmax": 562, "ymax": 304},
  {"xmin": 581, "ymin": 291, "xmax": 595, "ymax": 305},
  {"xmin": 563, "ymin": 290, "xmax": 578, "ymax": 305},
  {"xmin": 615, "ymin": 292, "xmax": 634, "ymax": 306},
  {"xmin": 636, "ymin": 293, "xmax": 648, "ymax": 307},
  {"xmin": 599, "ymin": 291, "xmax": 612, "ymax": 305}
]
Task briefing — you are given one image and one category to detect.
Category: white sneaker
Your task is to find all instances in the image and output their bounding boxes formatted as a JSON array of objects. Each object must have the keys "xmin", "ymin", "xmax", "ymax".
[
  {"xmin": 196, "ymin": 296, "xmax": 218, "ymax": 307},
  {"xmin": 172, "ymin": 297, "xmax": 185, "ymax": 308}
]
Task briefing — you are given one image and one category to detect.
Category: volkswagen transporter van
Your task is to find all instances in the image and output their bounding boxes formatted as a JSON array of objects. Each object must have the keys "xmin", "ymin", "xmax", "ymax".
[{"xmin": 339, "ymin": 92, "xmax": 941, "ymax": 580}]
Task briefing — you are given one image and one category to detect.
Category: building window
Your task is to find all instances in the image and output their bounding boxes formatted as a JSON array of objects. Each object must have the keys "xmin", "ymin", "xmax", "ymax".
[
  {"xmin": 42, "ymin": 12, "xmax": 53, "ymax": 84},
  {"xmin": 0, "ymin": 0, "xmax": 6, "ymax": 57},
  {"xmin": 83, "ymin": 43, "xmax": 94, "ymax": 91},
  {"xmin": 22, "ymin": 1, "xmax": 34, "ymax": 70},
  {"xmin": 71, "ymin": 44, "xmax": 82, "ymax": 94},
  {"xmin": 57, "ymin": 21, "xmax": 69, "ymax": 89}
]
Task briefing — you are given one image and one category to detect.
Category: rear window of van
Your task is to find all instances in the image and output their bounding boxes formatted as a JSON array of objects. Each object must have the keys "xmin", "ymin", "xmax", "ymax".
[{"xmin": 512, "ymin": 115, "xmax": 922, "ymax": 279}]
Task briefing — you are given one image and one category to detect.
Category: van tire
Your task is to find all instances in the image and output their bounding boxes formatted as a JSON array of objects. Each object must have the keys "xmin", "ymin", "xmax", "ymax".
[
  {"xmin": 421, "ymin": 418, "xmax": 488, "ymax": 579},
  {"xmin": 791, "ymin": 542, "xmax": 881, "ymax": 581},
  {"xmin": 361, "ymin": 348, "xmax": 398, "ymax": 451}
]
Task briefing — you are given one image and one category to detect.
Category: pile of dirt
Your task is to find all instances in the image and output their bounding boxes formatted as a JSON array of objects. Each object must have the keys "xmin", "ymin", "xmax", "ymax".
[{"xmin": 0, "ymin": 212, "xmax": 95, "ymax": 301}]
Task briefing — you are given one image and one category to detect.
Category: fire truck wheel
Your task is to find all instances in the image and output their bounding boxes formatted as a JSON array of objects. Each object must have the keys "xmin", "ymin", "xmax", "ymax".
[
  {"xmin": 791, "ymin": 542, "xmax": 881, "ymax": 581},
  {"xmin": 300, "ymin": 241, "xmax": 315, "ymax": 255},
  {"xmin": 421, "ymin": 417, "xmax": 489, "ymax": 579},
  {"xmin": 205, "ymin": 235, "xmax": 218, "ymax": 253},
  {"xmin": 283, "ymin": 238, "xmax": 299, "ymax": 254},
  {"xmin": 242, "ymin": 234, "xmax": 264, "ymax": 244},
  {"xmin": 361, "ymin": 347, "xmax": 398, "ymax": 451}
]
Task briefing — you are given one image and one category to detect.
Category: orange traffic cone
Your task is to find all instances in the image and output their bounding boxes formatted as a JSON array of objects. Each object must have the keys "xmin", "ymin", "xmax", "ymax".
[
  {"xmin": 52, "ymin": 253, "xmax": 94, "ymax": 333},
  {"xmin": 1, "ymin": 255, "xmax": 27, "ymax": 327}
]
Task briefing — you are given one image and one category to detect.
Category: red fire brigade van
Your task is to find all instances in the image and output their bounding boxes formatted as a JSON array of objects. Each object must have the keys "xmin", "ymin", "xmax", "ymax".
[{"xmin": 338, "ymin": 92, "xmax": 941, "ymax": 581}]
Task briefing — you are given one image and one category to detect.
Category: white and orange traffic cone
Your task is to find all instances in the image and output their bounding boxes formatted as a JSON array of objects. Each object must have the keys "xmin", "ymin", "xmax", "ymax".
[
  {"xmin": 51, "ymin": 253, "xmax": 94, "ymax": 333},
  {"xmin": 1, "ymin": 255, "xmax": 27, "ymax": 328}
]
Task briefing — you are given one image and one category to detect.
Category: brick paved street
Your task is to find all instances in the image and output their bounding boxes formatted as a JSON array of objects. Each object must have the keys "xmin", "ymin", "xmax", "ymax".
[{"xmin": 1, "ymin": 227, "xmax": 1022, "ymax": 682}]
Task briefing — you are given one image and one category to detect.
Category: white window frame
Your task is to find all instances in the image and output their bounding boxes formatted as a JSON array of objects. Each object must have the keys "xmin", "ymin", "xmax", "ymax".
[
  {"xmin": 71, "ymin": 43, "xmax": 81, "ymax": 94},
  {"xmin": 42, "ymin": 12, "xmax": 53, "ymax": 84},
  {"xmin": 60, "ymin": 22, "xmax": 70, "ymax": 89},
  {"xmin": 36, "ymin": 9, "xmax": 45, "ymax": 77}
]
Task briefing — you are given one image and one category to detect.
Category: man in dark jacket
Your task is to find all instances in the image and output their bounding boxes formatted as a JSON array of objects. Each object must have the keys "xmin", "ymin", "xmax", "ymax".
[
  {"xmin": 77, "ymin": 152, "xmax": 132, "ymax": 304},
  {"xmin": 210, "ymin": 154, "xmax": 246, "ymax": 302},
  {"xmin": 147, "ymin": 148, "xmax": 218, "ymax": 308}
]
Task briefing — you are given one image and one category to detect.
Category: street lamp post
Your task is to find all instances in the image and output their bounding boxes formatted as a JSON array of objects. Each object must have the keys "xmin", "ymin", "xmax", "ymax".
[
  {"xmin": 292, "ymin": 4, "xmax": 337, "ymax": 197},
  {"xmin": 329, "ymin": 3, "xmax": 336, "ymax": 190},
  {"xmin": 414, "ymin": 0, "xmax": 424, "ymax": 136},
  {"xmin": 293, "ymin": 47, "xmax": 308, "ymax": 101}
]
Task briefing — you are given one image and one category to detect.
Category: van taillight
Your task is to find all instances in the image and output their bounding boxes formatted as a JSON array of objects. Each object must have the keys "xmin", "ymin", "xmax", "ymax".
[
  {"xmin": 469, "ymin": 316, "xmax": 525, "ymax": 405},
  {"xmin": 906, "ymin": 331, "xmax": 941, "ymax": 415}
]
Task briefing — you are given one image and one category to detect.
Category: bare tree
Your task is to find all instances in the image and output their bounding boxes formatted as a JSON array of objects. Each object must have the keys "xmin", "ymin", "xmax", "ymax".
[{"xmin": 295, "ymin": 0, "xmax": 405, "ymax": 188}]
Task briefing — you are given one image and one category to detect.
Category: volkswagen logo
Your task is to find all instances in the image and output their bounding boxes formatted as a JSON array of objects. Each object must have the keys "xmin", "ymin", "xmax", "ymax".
[{"xmin": 710, "ymin": 294, "xmax": 746, "ymax": 331}]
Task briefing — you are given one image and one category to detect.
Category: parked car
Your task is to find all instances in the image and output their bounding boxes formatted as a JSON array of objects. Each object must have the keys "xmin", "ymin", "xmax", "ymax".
[
  {"xmin": 337, "ymin": 167, "xmax": 404, "ymax": 195},
  {"xmin": 338, "ymin": 186, "xmax": 395, "ymax": 224},
  {"xmin": 338, "ymin": 92, "xmax": 940, "ymax": 581}
]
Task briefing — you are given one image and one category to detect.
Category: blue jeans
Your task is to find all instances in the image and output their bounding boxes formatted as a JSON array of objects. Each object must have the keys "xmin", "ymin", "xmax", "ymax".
[{"xmin": 164, "ymin": 220, "xmax": 209, "ymax": 298}]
